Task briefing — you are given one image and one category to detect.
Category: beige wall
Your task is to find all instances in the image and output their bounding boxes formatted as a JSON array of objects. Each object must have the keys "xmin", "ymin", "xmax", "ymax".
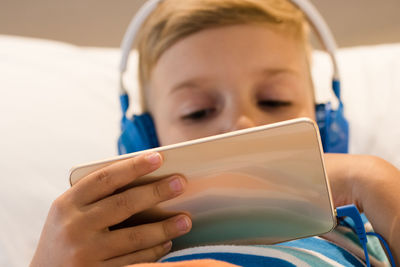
[{"xmin": 1, "ymin": 0, "xmax": 399, "ymax": 47}]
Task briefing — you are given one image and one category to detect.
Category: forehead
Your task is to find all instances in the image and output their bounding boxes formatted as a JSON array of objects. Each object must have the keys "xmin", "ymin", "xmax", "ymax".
[{"xmin": 149, "ymin": 24, "xmax": 309, "ymax": 95}]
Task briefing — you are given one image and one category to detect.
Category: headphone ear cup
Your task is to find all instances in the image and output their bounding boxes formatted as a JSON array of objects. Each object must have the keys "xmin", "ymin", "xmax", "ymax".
[
  {"xmin": 316, "ymin": 103, "xmax": 349, "ymax": 153},
  {"xmin": 118, "ymin": 113, "xmax": 160, "ymax": 155}
]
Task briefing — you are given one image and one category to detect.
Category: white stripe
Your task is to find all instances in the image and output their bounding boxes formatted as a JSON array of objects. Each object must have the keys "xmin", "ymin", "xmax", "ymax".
[
  {"xmin": 160, "ymin": 245, "xmax": 311, "ymax": 266},
  {"xmin": 279, "ymin": 245, "xmax": 347, "ymax": 267}
]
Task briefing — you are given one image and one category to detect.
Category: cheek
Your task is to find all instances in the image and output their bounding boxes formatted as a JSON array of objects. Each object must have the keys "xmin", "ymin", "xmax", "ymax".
[
  {"xmin": 298, "ymin": 105, "xmax": 316, "ymax": 121},
  {"xmin": 308, "ymin": 102, "xmax": 316, "ymax": 120},
  {"xmin": 154, "ymin": 121, "xmax": 211, "ymax": 146},
  {"xmin": 293, "ymin": 82, "xmax": 315, "ymax": 117},
  {"xmin": 150, "ymin": 106, "xmax": 176, "ymax": 146},
  {"xmin": 292, "ymin": 93, "xmax": 315, "ymax": 120},
  {"xmin": 302, "ymin": 87, "xmax": 316, "ymax": 120},
  {"xmin": 290, "ymin": 72, "xmax": 315, "ymax": 120},
  {"xmin": 150, "ymin": 106, "xmax": 197, "ymax": 146}
]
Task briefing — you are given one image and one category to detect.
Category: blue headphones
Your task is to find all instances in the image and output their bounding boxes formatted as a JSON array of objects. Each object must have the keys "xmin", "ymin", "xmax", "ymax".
[{"xmin": 117, "ymin": 0, "xmax": 349, "ymax": 155}]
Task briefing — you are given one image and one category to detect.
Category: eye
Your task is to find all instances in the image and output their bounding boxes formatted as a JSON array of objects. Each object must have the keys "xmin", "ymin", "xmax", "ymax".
[
  {"xmin": 258, "ymin": 100, "xmax": 291, "ymax": 109},
  {"xmin": 181, "ymin": 108, "xmax": 216, "ymax": 121}
]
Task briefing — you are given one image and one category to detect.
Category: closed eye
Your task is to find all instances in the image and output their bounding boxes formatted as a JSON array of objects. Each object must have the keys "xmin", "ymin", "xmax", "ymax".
[
  {"xmin": 258, "ymin": 100, "xmax": 291, "ymax": 108},
  {"xmin": 181, "ymin": 108, "xmax": 216, "ymax": 121}
]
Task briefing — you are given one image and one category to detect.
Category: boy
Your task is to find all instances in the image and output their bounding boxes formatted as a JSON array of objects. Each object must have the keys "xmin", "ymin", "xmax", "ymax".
[{"xmin": 31, "ymin": 0, "xmax": 400, "ymax": 266}]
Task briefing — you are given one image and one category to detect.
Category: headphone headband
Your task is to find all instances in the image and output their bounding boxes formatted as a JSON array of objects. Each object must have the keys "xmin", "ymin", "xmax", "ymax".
[{"xmin": 119, "ymin": 0, "xmax": 341, "ymax": 113}]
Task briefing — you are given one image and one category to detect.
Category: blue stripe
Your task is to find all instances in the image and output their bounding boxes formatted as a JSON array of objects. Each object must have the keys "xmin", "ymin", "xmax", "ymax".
[
  {"xmin": 277, "ymin": 237, "xmax": 365, "ymax": 267},
  {"xmin": 162, "ymin": 252, "xmax": 296, "ymax": 267}
]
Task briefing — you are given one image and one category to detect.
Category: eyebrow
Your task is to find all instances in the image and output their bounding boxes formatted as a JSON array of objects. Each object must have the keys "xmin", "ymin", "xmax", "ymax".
[
  {"xmin": 256, "ymin": 67, "xmax": 298, "ymax": 77},
  {"xmin": 169, "ymin": 67, "xmax": 298, "ymax": 95},
  {"xmin": 169, "ymin": 77, "xmax": 212, "ymax": 95}
]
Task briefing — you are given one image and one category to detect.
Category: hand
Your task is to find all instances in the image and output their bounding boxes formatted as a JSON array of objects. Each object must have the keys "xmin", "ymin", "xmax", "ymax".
[
  {"xmin": 324, "ymin": 153, "xmax": 400, "ymax": 266},
  {"xmin": 30, "ymin": 152, "xmax": 192, "ymax": 267}
]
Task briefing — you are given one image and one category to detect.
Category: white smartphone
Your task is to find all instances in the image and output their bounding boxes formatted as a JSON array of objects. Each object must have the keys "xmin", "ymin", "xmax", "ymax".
[{"xmin": 69, "ymin": 118, "xmax": 336, "ymax": 250}]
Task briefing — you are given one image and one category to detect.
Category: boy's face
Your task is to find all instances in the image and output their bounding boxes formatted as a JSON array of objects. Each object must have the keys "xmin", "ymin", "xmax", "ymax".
[{"xmin": 148, "ymin": 24, "xmax": 315, "ymax": 146}]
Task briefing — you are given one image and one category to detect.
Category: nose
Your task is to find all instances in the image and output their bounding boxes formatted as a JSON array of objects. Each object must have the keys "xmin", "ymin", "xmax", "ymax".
[{"xmin": 230, "ymin": 115, "xmax": 257, "ymax": 131}]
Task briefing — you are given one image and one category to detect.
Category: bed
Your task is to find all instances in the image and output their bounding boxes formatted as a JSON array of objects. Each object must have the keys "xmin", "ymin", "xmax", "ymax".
[{"xmin": 0, "ymin": 35, "xmax": 399, "ymax": 266}]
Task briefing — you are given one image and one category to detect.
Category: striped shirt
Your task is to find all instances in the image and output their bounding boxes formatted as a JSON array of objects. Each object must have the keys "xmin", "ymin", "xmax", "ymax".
[{"xmin": 160, "ymin": 218, "xmax": 391, "ymax": 266}]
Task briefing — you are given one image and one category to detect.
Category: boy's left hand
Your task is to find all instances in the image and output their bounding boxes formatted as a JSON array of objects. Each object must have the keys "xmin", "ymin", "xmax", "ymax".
[{"xmin": 323, "ymin": 153, "xmax": 400, "ymax": 266}]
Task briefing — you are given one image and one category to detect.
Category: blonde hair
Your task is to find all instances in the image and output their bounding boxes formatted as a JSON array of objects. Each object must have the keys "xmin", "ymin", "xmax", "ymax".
[{"xmin": 136, "ymin": 0, "xmax": 310, "ymax": 92}]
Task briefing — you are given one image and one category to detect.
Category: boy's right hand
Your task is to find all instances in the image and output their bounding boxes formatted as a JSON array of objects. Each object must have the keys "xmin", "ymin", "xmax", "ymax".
[{"xmin": 30, "ymin": 152, "xmax": 191, "ymax": 267}]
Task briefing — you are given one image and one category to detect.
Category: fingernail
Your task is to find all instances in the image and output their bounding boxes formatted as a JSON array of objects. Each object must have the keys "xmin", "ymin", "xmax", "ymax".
[
  {"xmin": 145, "ymin": 152, "xmax": 161, "ymax": 165},
  {"xmin": 163, "ymin": 240, "xmax": 172, "ymax": 250},
  {"xmin": 176, "ymin": 216, "xmax": 190, "ymax": 232},
  {"xmin": 169, "ymin": 176, "xmax": 184, "ymax": 193}
]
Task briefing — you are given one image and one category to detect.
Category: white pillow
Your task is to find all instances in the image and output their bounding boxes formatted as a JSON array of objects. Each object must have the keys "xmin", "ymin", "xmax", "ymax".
[
  {"xmin": 0, "ymin": 35, "xmax": 399, "ymax": 266},
  {"xmin": 0, "ymin": 36, "xmax": 120, "ymax": 267},
  {"xmin": 312, "ymin": 44, "xmax": 400, "ymax": 166}
]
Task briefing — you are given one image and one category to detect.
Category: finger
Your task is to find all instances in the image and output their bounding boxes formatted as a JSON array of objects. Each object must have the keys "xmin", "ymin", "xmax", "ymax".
[
  {"xmin": 69, "ymin": 152, "xmax": 163, "ymax": 206},
  {"xmin": 102, "ymin": 241, "xmax": 172, "ymax": 267},
  {"xmin": 87, "ymin": 175, "xmax": 186, "ymax": 228},
  {"xmin": 101, "ymin": 215, "xmax": 191, "ymax": 259}
]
